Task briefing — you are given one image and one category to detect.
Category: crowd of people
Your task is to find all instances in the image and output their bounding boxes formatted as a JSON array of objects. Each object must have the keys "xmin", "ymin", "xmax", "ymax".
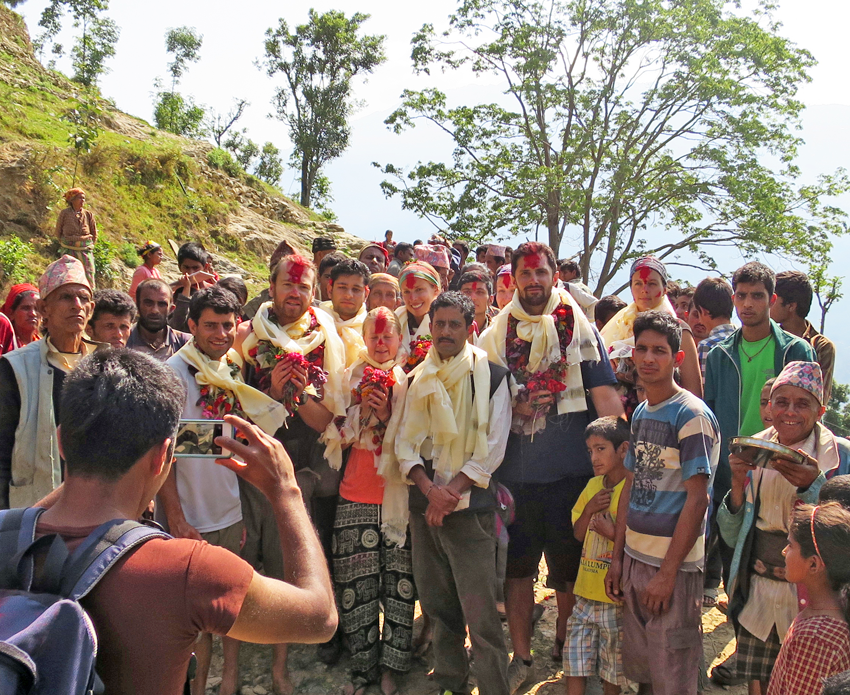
[{"xmin": 1, "ymin": 209, "xmax": 849, "ymax": 695}]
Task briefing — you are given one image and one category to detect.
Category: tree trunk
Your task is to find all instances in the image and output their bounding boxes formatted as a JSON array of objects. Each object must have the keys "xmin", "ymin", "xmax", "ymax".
[
  {"xmin": 300, "ymin": 154, "xmax": 311, "ymax": 207},
  {"xmin": 545, "ymin": 194, "xmax": 561, "ymax": 255}
]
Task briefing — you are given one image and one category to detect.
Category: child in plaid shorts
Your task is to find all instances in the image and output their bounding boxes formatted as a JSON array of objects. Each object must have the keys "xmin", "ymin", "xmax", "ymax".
[{"xmin": 564, "ymin": 416, "xmax": 631, "ymax": 695}]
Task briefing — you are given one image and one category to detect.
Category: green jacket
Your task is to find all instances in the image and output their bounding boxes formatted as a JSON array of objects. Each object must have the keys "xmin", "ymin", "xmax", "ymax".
[{"xmin": 703, "ymin": 320, "xmax": 816, "ymax": 498}]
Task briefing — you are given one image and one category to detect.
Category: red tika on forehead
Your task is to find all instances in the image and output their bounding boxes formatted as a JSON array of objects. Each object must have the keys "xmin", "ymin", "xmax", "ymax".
[
  {"xmin": 637, "ymin": 267, "xmax": 653, "ymax": 282},
  {"xmin": 470, "ymin": 282, "xmax": 479, "ymax": 291},
  {"xmin": 500, "ymin": 275, "xmax": 512, "ymax": 288},
  {"xmin": 374, "ymin": 313, "xmax": 388, "ymax": 334},
  {"xmin": 522, "ymin": 254, "xmax": 542, "ymax": 269},
  {"xmin": 405, "ymin": 273, "xmax": 417, "ymax": 289},
  {"xmin": 287, "ymin": 261, "xmax": 307, "ymax": 284}
]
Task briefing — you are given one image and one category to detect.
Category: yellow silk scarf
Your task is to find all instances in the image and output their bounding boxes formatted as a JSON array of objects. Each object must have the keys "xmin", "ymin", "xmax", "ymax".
[
  {"xmin": 478, "ymin": 286, "xmax": 599, "ymax": 414},
  {"xmin": 177, "ymin": 341, "xmax": 286, "ymax": 435},
  {"xmin": 242, "ymin": 302, "xmax": 347, "ymax": 466},
  {"xmin": 599, "ymin": 295, "xmax": 677, "ymax": 345},
  {"xmin": 339, "ymin": 353, "xmax": 410, "ymax": 547},
  {"xmin": 393, "ymin": 342, "xmax": 491, "ymax": 484},
  {"xmin": 319, "ymin": 300, "xmax": 366, "ymax": 369}
]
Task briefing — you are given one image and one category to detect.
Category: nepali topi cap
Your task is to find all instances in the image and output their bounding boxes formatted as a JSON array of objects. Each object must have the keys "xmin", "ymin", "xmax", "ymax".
[
  {"xmin": 39, "ymin": 255, "xmax": 91, "ymax": 299},
  {"xmin": 771, "ymin": 361, "xmax": 825, "ymax": 406},
  {"xmin": 413, "ymin": 244, "xmax": 450, "ymax": 269}
]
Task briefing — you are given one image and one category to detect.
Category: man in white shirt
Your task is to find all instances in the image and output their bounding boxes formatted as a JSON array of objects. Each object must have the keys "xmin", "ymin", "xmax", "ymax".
[{"xmin": 161, "ymin": 285, "xmax": 285, "ymax": 695}]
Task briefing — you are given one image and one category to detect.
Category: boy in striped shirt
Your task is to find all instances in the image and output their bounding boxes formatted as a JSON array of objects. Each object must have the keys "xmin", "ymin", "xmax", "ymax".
[{"xmin": 606, "ymin": 311, "xmax": 720, "ymax": 695}]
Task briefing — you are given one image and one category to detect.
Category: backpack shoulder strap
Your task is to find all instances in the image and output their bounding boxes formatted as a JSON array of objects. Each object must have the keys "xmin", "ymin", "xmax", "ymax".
[
  {"xmin": 0, "ymin": 507, "xmax": 46, "ymax": 589},
  {"xmin": 60, "ymin": 519, "xmax": 170, "ymax": 601}
]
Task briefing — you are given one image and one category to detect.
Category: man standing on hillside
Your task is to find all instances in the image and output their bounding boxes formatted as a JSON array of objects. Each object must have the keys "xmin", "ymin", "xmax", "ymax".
[
  {"xmin": 478, "ymin": 242, "xmax": 623, "ymax": 693},
  {"xmin": 0, "ymin": 255, "xmax": 98, "ymax": 509},
  {"xmin": 237, "ymin": 253, "xmax": 348, "ymax": 674},
  {"xmin": 126, "ymin": 279, "xmax": 190, "ymax": 361}
]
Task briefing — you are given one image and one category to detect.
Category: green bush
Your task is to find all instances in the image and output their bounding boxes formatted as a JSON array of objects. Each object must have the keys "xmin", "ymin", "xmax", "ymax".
[
  {"xmin": 93, "ymin": 237, "xmax": 116, "ymax": 282},
  {"xmin": 118, "ymin": 242, "xmax": 139, "ymax": 268},
  {"xmin": 0, "ymin": 237, "xmax": 31, "ymax": 282},
  {"xmin": 207, "ymin": 147, "xmax": 243, "ymax": 178}
]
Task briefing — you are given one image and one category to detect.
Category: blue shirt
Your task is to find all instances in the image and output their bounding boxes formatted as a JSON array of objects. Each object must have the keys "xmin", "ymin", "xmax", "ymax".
[
  {"xmin": 624, "ymin": 389, "xmax": 719, "ymax": 570},
  {"xmin": 498, "ymin": 326, "xmax": 617, "ymax": 484}
]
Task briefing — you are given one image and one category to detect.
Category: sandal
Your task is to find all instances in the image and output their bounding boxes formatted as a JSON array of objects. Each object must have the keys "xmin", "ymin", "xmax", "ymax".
[
  {"xmin": 551, "ymin": 637, "xmax": 564, "ymax": 662},
  {"xmin": 710, "ymin": 657, "xmax": 745, "ymax": 687},
  {"xmin": 703, "ymin": 588, "xmax": 718, "ymax": 608}
]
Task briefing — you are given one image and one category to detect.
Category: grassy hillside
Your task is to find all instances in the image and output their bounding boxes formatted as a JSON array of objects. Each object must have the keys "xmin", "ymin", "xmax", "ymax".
[{"xmin": 0, "ymin": 7, "xmax": 362, "ymax": 291}]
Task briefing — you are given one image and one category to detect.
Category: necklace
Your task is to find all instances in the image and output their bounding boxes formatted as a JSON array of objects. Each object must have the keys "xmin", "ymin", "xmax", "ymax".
[{"xmin": 740, "ymin": 334, "xmax": 773, "ymax": 362}]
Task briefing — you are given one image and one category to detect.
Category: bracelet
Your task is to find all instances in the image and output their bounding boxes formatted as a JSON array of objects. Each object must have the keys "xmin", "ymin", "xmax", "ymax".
[{"xmin": 425, "ymin": 484, "xmax": 436, "ymax": 498}]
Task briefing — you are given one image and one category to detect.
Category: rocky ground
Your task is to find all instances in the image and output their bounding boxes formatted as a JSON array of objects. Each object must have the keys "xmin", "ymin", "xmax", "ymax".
[{"xmin": 205, "ymin": 575, "xmax": 745, "ymax": 695}]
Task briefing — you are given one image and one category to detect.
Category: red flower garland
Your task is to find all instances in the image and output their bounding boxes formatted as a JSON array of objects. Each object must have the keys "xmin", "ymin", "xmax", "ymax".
[{"xmin": 404, "ymin": 336, "xmax": 432, "ymax": 373}]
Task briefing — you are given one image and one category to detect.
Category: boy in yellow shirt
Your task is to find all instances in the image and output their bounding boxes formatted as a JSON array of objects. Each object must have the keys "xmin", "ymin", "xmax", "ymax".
[{"xmin": 565, "ymin": 416, "xmax": 630, "ymax": 695}]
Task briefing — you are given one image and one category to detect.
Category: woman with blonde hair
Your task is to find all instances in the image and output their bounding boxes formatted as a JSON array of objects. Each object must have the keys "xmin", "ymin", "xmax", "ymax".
[{"xmin": 55, "ymin": 187, "xmax": 97, "ymax": 288}]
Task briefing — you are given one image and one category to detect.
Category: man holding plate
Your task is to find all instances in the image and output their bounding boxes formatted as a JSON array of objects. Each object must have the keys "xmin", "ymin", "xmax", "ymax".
[{"xmin": 717, "ymin": 361, "xmax": 850, "ymax": 694}]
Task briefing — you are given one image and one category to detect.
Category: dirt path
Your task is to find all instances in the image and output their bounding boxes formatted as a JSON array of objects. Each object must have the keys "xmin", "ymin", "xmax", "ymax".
[{"xmin": 206, "ymin": 580, "xmax": 745, "ymax": 695}]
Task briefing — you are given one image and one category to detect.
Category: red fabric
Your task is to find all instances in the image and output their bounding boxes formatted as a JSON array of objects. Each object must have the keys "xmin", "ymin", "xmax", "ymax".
[
  {"xmin": 1, "ymin": 283, "xmax": 38, "ymax": 317},
  {"xmin": 0, "ymin": 313, "xmax": 16, "ymax": 354},
  {"xmin": 339, "ymin": 446, "xmax": 385, "ymax": 504},
  {"xmin": 36, "ymin": 521, "xmax": 254, "ymax": 695},
  {"xmin": 766, "ymin": 614, "xmax": 850, "ymax": 695}
]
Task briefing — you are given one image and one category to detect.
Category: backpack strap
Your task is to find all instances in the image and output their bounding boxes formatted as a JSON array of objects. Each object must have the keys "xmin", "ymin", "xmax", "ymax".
[
  {"xmin": 0, "ymin": 507, "xmax": 46, "ymax": 590},
  {"xmin": 60, "ymin": 519, "xmax": 170, "ymax": 601}
]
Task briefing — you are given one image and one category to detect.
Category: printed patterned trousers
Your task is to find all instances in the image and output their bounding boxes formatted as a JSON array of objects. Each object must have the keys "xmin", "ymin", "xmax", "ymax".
[{"xmin": 332, "ymin": 498, "xmax": 416, "ymax": 685}]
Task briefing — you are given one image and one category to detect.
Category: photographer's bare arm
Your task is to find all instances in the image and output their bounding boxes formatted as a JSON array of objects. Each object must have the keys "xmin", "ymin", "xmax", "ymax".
[{"xmin": 217, "ymin": 415, "xmax": 337, "ymax": 645}]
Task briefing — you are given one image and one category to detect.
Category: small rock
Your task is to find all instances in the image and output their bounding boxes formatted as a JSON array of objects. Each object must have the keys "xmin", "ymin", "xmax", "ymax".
[
  {"xmin": 253, "ymin": 687, "xmax": 268, "ymax": 695},
  {"xmin": 240, "ymin": 686, "xmax": 254, "ymax": 695}
]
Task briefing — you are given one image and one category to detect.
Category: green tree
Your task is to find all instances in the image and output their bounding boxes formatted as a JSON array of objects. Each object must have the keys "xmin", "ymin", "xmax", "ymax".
[
  {"xmin": 808, "ymin": 261, "xmax": 844, "ymax": 333},
  {"xmin": 262, "ymin": 9, "xmax": 385, "ymax": 208},
  {"xmin": 206, "ymin": 99, "xmax": 248, "ymax": 147},
  {"xmin": 35, "ymin": 0, "xmax": 119, "ymax": 86},
  {"xmin": 153, "ymin": 90, "xmax": 205, "ymax": 138},
  {"xmin": 378, "ymin": 0, "xmax": 849, "ymax": 294},
  {"xmin": 153, "ymin": 26, "xmax": 204, "ymax": 136},
  {"xmin": 255, "ymin": 142, "xmax": 284, "ymax": 186},
  {"xmin": 223, "ymin": 129, "xmax": 259, "ymax": 170},
  {"xmin": 825, "ymin": 382, "xmax": 850, "ymax": 438}
]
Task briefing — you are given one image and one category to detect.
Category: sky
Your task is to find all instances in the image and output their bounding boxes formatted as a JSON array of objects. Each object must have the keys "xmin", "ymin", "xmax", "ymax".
[{"xmin": 16, "ymin": 0, "xmax": 850, "ymax": 381}]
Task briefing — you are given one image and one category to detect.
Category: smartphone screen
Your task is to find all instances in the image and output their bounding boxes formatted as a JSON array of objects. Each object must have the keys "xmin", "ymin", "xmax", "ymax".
[{"xmin": 175, "ymin": 419, "xmax": 233, "ymax": 458}]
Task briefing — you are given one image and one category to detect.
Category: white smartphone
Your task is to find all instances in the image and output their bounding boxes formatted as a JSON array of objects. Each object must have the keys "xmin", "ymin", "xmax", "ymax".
[{"xmin": 174, "ymin": 419, "xmax": 234, "ymax": 459}]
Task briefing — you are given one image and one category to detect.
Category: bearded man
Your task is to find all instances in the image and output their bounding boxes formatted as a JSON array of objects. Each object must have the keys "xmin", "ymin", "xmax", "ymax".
[
  {"xmin": 236, "ymin": 253, "xmax": 348, "ymax": 668},
  {"xmin": 478, "ymin": 242, "xmax": 624, "ymax": 692},
  {"xmin": 126, "ymin": 279, "xmax": 190, "ymax": 361}
]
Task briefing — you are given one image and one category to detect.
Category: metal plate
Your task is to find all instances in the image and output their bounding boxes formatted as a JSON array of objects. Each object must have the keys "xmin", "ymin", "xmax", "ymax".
[{"xmin": 729, "ymin": 436, "xmax": 806, "ymax": 468}]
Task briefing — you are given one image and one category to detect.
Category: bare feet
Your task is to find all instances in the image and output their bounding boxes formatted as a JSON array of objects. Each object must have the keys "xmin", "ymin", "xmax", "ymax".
[
  {"xmin": 272, "ymin": 669, "xmax": 293, "ymax": 695},
  {"xmin": 342, "ymin": 682, "xmax": 368, "ymax": 695},
  {"xmin": 220, "ymin": 671, "xmax": 239, "ymax": 695},
  {"xmin": 413, "ymin": 613, "xmax": 433, "ymax": 658},
  {"xmin": 380, "ymin": 670, "xmax": 399, "ymax": 695}
]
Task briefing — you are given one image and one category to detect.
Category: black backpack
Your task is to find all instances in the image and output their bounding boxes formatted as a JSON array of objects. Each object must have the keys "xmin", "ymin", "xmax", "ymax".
[{"xmin": 0, "ymin": 507, "xmax": 170, "ymax": 694}]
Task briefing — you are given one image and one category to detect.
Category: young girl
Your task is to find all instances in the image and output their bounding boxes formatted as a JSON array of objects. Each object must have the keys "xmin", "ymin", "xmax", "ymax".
[
  {"xmin": 331, "ymin": 307, "xmax": 414, "ymax": 695},
  {"xmin": 395, "ymin": 261, "xmax": 441, "ymax": 372},
  {"xmin": 767, "ymin": 503, "xmax": 850, "ymax": 695},
  {"xmin": 129, "ymin": 241, "xmax": 164, "ymax": 298}
]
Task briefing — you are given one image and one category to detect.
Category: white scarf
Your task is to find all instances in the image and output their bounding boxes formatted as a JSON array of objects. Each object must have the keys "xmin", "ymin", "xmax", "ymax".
[
  {"xmin": 339, "ymin": 351, "xmax": 411, "ymax": 547},
  {"xmin": 242, "ymin": 302, "xmax": 347, "ymax": 465},
  {"xmin": 177, "ymin": 342, "xmax": 285, "ymax": 435},
  {"xmin": 393, "ymin": 342, "xmax": 491, "ymax": 483},
  {"xmin": 319, "ymin": 300, "xmax": 366, "ymax": 369},
  {"xmin": 478, "ymin": 286, "xmax": 599, "ymax": 414},
  {"xmin": 395, "ymin": 307, "xmax": 431, "ymax": 362}
]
